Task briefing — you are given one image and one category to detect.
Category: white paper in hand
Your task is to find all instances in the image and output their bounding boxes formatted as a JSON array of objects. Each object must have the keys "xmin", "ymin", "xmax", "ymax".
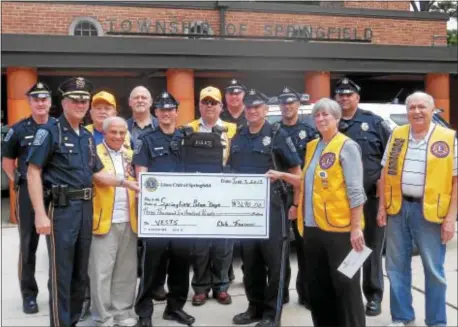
[{"xmin": 337, "ymin": 245, "xmax": 372, "ymax": 279}]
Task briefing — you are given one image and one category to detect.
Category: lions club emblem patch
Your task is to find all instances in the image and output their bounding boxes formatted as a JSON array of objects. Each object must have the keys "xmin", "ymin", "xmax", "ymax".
[
  {"xmin": 144, "ymin": 177, "xmax": 159, "ymax": 192},
  {"xmin": 430, "ymin": 141, "xmax": 450, "ymax": 158},
  {"xmin": 319, "ymin": 153, "xmax": 336, "ymax": 169}
]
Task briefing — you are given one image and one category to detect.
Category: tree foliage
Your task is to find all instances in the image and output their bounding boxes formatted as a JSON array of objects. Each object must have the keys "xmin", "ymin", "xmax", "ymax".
[{"xmin": 410, "ymin": 0, "xmax": 457, "ymax": 17}]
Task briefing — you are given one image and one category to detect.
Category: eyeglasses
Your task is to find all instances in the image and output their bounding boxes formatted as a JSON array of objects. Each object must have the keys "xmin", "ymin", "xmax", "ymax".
[{"xmin": 201, "ymin": 99, "xmax": 219, "ymax": 106}]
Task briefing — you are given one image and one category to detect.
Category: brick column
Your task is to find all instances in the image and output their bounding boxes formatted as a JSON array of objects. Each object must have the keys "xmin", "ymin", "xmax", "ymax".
[
  {"xmin": 304, "ymin": 72, "xmax": 331, "ymax": 103},
  {"xmin": 166, "ymin": 69, "xmax": 195, "ymax": 126},
  {"xmin": 425, "ymin": 73, "xmax": 450, "ymax": 122},
  {"xmin": 6, "ymin": 67, "xmax": 37, "ymax": 223}
]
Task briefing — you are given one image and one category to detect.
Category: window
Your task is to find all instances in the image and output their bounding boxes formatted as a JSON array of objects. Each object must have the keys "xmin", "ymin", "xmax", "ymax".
[{"xmin": 69, "ymin": 17, "xmax": 104, "ymax": 36}]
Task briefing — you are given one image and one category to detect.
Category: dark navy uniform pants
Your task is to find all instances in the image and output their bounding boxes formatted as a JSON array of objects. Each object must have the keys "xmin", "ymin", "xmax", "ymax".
[
  {"xmin": 46, "ymin": 199, "xmax": 93, "ymax": 327},
  {"xmin": 362, "ymin": 196, "xmax": 385, "ymax": 302},
  {"xmin": 16, "ymin": 183, "xmax": 40, "ymax": 301},
  {"xmin": 135, "ymin": 238, "xmax": 191, "ymax": 318},
  {"xmin": 292, "ymin": 221, "xmax": 309, "ymax": 304},
  {"xmin": 240, "ymin": 204, "xmax": 289, "ymax": 320}
]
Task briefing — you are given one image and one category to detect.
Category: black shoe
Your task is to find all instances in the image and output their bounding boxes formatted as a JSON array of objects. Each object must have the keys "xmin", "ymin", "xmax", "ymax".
[
  {"xmin": 229, "ymin": 273, "xmax": 236, "ymax": 282},
  {"xmin": 79, "ymin": 298, "xmax": 91, "ymax": 321},
  {"xmin": 365, "ymin": 300, "xmax": 381, "ymax": 316},
  {"xmin": 255, "ymin": 318, "xmax": 278, "ymax": 327},
  {"xmin": 233, "ymin": 310, "xmax": 263, "ymax": 325},
  {"xmin": 163, "ymin": 308, "xmax": 195, "ymax": 326},
  {"xmin": 283, "ymin": 291, "xmax": 289, "ymax": 304},
  {"xmin": 153, "ymin": 286, "xmax": 167, "ymax": 301},
  {"xmin": 298, "ymin": 297, "xmax": 311, "ymax": 310},
  {"xmin": 23, "ymin": 298, "xmax": 39, "ymax": 314},
  {"xmin": 137, "ymin": 317, "xmax": 153, "ymax": 327}
]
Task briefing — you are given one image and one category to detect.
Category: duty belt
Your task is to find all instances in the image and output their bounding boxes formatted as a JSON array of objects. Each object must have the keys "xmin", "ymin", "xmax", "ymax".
[
  {"xmin": 403, "ymin": 195, "xmax": 422, "ymax": 204},
  {"xmin": 68, "ymin": 188, "xmax": 93, "ymax": 201}
]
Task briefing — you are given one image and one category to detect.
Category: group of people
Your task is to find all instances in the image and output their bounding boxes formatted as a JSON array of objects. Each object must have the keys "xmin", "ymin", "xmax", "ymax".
[{"xmin": 1, "ymin": 75, "xmax": 456, "ymax": 327}]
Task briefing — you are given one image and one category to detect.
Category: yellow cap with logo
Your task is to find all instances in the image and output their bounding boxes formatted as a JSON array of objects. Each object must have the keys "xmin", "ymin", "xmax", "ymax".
[
  {"xmin": 200, "ymin": 86, "xmax": 222, "ymax": 103},
  {"xmin": 92, "ymin": 91, "xmax": 117, "ymax": 109}
]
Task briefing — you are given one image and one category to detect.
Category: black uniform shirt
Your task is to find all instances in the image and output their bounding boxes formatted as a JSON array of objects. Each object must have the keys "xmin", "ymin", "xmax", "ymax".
[
  {"xmin": 339, "ymin": 108, "xmax": 391, "ymax": 195},
  {"xmin": 220, "ymin": 108, "xmax": 247, "ymax": 128},
  {"xmin": 280, "ymin": 120, "xmax": 318, "ymax": 168},
  {"xmin": 26, "ymin": 115, "xmax": 104, "ymax": 189},
  {"xmin": 2, "ymin": 116, "xmax": 55, "ymax": 179}
]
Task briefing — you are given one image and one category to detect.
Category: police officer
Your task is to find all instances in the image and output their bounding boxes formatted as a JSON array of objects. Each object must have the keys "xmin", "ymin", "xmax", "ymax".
[
  {"xmin": 133, "ymin": 91, "xmax": 195, "ymax": 327},
  {"xmin": 26, "ymin": 77, "xmax": 139, "ymax": 327},
  {"xmin": 229, "ymin": 89, "xmax": 301, "ymax": 327},
  {"xmin": 335, "ymin": 78, "xmax": 391, "ymax": 317},
  {"xmin": 277, "ymin": 86, "xmax": 317, "ymax": 308},
  {"xmin": 221, "ymin": 79, "xmax": 248, "ymax": 128},
  {"xmin": 1, "ymin": 82, "xmax": 54, "ymax": 314}
]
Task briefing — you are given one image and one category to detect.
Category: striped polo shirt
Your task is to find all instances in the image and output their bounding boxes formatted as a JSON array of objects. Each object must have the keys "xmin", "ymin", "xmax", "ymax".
[{"xmin": 381, "ymin": 123, "xmax": 458, "ymax": 198}]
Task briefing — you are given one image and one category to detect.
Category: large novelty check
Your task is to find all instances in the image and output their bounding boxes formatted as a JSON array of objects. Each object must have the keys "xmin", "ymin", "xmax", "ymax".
[{"xmin": 138, "ymin": 173, "xmax": 270, "ymax": 239}]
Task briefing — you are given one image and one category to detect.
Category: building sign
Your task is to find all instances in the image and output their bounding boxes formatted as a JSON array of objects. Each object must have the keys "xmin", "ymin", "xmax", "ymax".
[{"xmin": 106, "ymin": 18, "xmax": 373, "ymax": 41}]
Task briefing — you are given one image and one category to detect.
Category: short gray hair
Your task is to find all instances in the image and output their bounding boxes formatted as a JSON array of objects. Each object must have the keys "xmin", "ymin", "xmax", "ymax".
[
  {"xmin": 129, "ymin": 86, "xmax": 152, "ymax": 100},
  {"xmin": 405, "ymin": 91, "xmax": 435, "ymax": 110},
  {"xmin": 102, "ymin": 116, "xmax": 128, "ymax": 132},
  {"xmin": 311, "ymin": 98, "xmax": 342, "ymax": 120}
]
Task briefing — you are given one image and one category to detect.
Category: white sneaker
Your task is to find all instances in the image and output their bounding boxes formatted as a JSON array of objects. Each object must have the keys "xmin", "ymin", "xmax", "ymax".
[
  {"xmin": 115, "ymin": 317, "xmax": 138, "ymax": 327},
  {"xmin": 388, "ymin": 321, "xmax": 416, "ymax": 327}
]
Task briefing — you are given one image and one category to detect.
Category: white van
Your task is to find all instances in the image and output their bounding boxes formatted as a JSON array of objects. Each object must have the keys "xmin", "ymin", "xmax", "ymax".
[{"xmin": 266, "ymin": 102, "xmax": 450, "ymax": 131}]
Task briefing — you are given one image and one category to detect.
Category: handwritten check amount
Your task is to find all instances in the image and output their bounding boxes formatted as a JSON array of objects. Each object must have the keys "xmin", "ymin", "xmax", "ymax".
[{"xmin": 138, "ymin": 173, "xmax": 271, "ymax": 239}]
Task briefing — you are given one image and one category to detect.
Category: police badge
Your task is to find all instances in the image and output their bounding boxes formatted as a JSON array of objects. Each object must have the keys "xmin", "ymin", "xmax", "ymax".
[
  {"xmin": 361, "ymin": 122, "xmax": 369, "ymax": 131},
  {"xmin": 298, "ymin": 130, "xmax": 307, "ymax": 140},
  {"xmin": 262, "ymin": 136, "xmax": 271, "ymax": 146}
]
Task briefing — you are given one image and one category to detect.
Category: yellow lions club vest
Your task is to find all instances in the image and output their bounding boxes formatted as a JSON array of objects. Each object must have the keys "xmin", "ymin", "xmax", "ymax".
[
  {"xmin": 297, "ymin": 133, "xmax": 365, "ymax": 235},
  {"xmin": 92, "ymin": 143, "xmax": 138, "ymax": 235},
  {"xmin": 85, "ymin": 124, "xmax": 132, "ymax": 150},
  {"xmin": 384, "ymin": 124, "xmax": 455, "ymax": 223},
  {"xmin": 187, "ymin": 119, "xmax": 237, "ymax": 166}
]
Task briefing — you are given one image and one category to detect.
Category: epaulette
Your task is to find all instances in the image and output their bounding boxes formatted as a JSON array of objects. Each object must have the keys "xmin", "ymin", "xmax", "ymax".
[{"xmin": 359, "ymin": 108, "xmax": 374, "ymax": 116}]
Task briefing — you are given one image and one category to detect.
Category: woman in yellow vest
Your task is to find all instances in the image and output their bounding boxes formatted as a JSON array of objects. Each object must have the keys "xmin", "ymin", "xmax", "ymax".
[
  {"xmin": 266, "ymin": 98, "xmax": 367, "ymax": 327},
  {"xmin": 88, "ymin": 116, "xmax": 139, "ymax": 327}
]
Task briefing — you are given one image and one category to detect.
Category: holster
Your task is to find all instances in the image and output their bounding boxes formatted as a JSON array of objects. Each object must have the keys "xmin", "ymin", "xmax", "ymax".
[
  {"xmin": 14, "ymin": 171, "xmax": 22, "ymax": 186},
  {"xmin": 51, "ymin": 185, "xmax": 69, "ymax": 207}
]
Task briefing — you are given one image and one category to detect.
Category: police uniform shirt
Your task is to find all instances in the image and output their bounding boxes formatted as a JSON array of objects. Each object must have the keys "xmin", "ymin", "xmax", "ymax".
[
  {"xmin": 220, "ymin": 108, "xmax": 247, "ymax": 128},
  {"xmin": 228, "ymin": 122, "xmax": 301, "ymax": 174},
  {"xmin": 133, "ymin": 127, "xmax": 183, "ymax": 172},
  {"xmin": 280, "ymin": 120, "xmax": 318, "ymax": 167},
  {"xmin": 26, "ymin": 115, "xmax": 104, "ymax": 189},
  {"xmin": 339, "ymin": 108, "xmax": 391, "ymax": 194},
  {"xmin": 2, "ymin": 116, "xmax": 55, "ymax": 179}
]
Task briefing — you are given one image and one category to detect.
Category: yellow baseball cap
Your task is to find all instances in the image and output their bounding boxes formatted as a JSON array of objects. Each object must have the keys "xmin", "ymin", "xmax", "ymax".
[
  {"xmin": 91, "ymin": 91, "xmax": 117, "ymax": 109},
  {"xmin": 200, "ymin": 86, "xmax": 222, "ymax": 103}
]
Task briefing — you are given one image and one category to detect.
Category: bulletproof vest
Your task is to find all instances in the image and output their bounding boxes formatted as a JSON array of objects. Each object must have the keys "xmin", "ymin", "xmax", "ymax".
[{"xmin": 180, "ymin": 126, "xmax": 225, "ymax": 173}]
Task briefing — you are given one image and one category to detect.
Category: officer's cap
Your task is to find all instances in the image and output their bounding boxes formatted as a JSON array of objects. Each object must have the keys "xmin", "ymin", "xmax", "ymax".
[
  {"xmin": 278, "ymin": 86, "xmax": 302, "ymax": 104},
  {"xmin": 224, "ymin": 79, "xmax": 246, "ymax": 94},
  {"xmin": 243, "ymin": 89, "xmax": 269, "ymax": 107},
  {"xmin": 335, "ymin": 78, "xmax": 361, "ymax": 95},
  {"xmin": 58, "ymin": 77, "xmax": 93, "ymax": 101},
  {"xmin": 92, "ymin": 91, "xmax": 117, "ymax": 109},
  {"xmin": 154, "ymin": 91, "xmax": 179, "ymax": 110},
  {"xmin": 26, "ymin": 82, "xmax": 51, "ymax": 99}
]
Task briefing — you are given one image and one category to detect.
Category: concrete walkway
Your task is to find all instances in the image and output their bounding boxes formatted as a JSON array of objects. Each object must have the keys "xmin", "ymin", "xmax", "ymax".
[{"xmin": 1, "ymin": 223, "xmax": 457, "ymax": 326}]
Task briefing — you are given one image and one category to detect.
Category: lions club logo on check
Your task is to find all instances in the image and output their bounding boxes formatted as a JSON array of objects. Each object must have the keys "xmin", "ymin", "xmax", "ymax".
[
  {"xmin": 319, "ymin": 153, "xmax": 336, "ymax": 169},
  {"xmin": 430, "ymin": 141, "xmax": 450, "ymax": 158},
  {"xmin": 144, "ymin": 177, "xmax": 159, "ymax": 192}
]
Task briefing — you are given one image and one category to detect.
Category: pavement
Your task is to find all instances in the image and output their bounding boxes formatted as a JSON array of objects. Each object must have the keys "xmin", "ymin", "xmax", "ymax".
[{"xmin": 1, "ymin": 202, "xmax": 457, "ymax": 326}]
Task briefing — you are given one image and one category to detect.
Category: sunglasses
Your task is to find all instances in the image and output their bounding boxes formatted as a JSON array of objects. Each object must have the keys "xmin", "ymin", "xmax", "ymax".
[{"xmin": 201, "ymin": 99, "xmax": 219, "ymax": 106}]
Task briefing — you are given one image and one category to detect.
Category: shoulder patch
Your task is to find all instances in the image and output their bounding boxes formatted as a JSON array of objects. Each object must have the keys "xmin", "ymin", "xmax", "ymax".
[
  {"xmin": 134, "ymin": 139, "xmax": 143, "ymax": 154},
  {"xmin": 285, "ymin": 136, "xmax": 297, "ymax": 152},
  {"xmin": 32, "ymin": 129, "xmax": 49, "ymax": 146},
  {"xmin": 3, "ymin": 128, "xmax": 14, "ymax": 142}
]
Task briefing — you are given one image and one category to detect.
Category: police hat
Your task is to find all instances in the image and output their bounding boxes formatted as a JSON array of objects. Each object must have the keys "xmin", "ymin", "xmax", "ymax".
[
  {"xmin": 243, "ymin": 89, "xmax": 270, "ymax": 107},
  {"xmin": 153, "ymin": 91, "xmax": 179, "ymax": 110},
  {"xmin": 335, "ymin": 78, "xmax": 361, "ymax": 95},
  {"xmin": 278, "ymin": 86, "xmax": 302, "ymax": 104},
  {"xmin": 26, "ymin": 82, "xmax": 51, "ymax": 99},
  {"xmin": 58, "ymin": 77, "xmax": 93, "ymax": 101},
  {"xmin": 225, "ymin": 79, "xmax": 246, "ymax": 94}
]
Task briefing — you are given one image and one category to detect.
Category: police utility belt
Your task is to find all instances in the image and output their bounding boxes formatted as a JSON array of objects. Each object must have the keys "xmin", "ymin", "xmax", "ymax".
[{"xmin": 47, "ymin": 185, "xmax": 93, "ymax": 207}]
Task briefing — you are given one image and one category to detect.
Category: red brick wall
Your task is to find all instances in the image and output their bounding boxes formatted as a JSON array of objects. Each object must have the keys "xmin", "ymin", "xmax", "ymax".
[
  {"xmin": 1, "ymin": 1, "xmax": 445, "ymax": 46},
  {"xmin": 344, "ymin": 1, "xmax": 411, "ymax": 11}
]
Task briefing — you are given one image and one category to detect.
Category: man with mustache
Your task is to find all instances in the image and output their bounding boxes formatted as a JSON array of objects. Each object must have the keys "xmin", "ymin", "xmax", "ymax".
[
  {"xmin": 1, "ymin": 82, "xmax": 55, "ymax": 315},
  {"xmin": 335, "ymin": 78, "xmax": 391, "ymax": 317}
]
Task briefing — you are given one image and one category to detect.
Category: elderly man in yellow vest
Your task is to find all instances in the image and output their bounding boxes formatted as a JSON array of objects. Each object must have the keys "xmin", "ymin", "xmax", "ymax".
[
  {"xmin": 88, "ymin": 116, "xmax": 138, "ymax": 327},
  {"xmin": 186, "ymin": 86, "xmax": 237, "ymax": 306},
  {"xmin": 377, "ymin": 91, "xmax": 457, "ymax": 327}
]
